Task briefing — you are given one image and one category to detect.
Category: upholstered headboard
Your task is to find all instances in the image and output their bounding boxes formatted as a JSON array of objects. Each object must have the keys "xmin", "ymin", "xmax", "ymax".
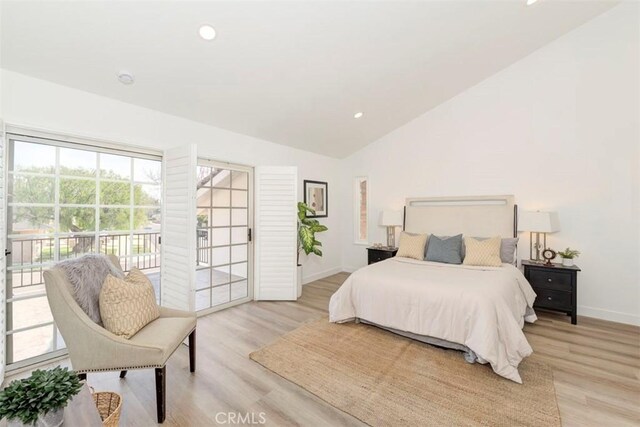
[{"xmin": 403, "ymin": 195, "xmax": 517, "ymax": 238}]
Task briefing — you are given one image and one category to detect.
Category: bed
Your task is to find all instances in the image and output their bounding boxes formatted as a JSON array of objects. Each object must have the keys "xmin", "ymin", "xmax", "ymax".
[{"xmin": 329, "ymin": 195, "xmax": 538, "ymax": 383}]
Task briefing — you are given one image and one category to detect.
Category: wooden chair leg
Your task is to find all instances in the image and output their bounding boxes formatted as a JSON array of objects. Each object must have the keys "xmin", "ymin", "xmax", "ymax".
[
  {"xmin": 189, "ymin": 330, "xmax": 196, "ymax": 373},
  {"xmin": 77, "ymin": 373, "xmax": 87, "ymax": 381},
  {"xmin": 119, "ymin": 370, "xmax": 127, "ymax": 378},
  {"xmin": 155, "ymin": 366, "xmax": 166, "ymax": 423}
]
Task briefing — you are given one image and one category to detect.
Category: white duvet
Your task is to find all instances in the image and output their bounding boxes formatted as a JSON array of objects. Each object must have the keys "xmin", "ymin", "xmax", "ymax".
[{"xmin": 329, "ymin": 257, "xmax": 537, "ymax": 383}]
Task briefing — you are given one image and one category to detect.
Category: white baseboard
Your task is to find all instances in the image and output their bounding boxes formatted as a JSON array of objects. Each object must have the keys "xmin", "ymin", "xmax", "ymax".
[
  {"xmin": 302, "ymin": 267, "xmax": 344, "ymax": 285},
  {"xmin": 578, "ymin": 305, "xmax": 640, "ymax": 326},
  {"xmin": 341, "ymin": 265, "xmax": 358, "ymax": 274}
]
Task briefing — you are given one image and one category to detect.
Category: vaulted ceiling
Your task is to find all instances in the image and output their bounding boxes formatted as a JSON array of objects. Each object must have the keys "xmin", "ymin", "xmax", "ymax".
[{"xmin": 1, "ymin": 1, "xmax": 617, "ymax": 158}]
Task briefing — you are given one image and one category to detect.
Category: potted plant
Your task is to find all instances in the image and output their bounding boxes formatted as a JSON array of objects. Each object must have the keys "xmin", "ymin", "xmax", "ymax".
[
  {"xmin": 297, "ymin": 202, "xmax": 328, "ymax": 297},
  {"xmin": 0, "ymin": 366, "xmax": 83, "ymax": 427},
  {"xmin": 557, "ymin": 247, "xmax": 580, "ymax": 267}
]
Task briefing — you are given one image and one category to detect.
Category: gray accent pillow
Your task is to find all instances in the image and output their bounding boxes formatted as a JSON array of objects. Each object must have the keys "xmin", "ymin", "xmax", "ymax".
[
  {"xmin": 498, "ymin": 237, "xmax": 519, "ymax": 264},
  {"xmin": 425, "ymin": 234, "xmax": 463, "ymax": 264},
  {"xmin": 462, "ymin": 237, "xmax": 519, "ymax": 264},
  {"xmin": 57, "ymin": 254, "xmax": 125, "ymax": 324}
]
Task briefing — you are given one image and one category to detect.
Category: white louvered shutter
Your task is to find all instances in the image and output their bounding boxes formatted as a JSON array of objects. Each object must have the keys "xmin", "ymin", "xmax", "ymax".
[
  {"xmin": 161, "ymin": 144, "xmax": 197, "ymax": 311},
  {"xmin": 254, "ymin": 166, "xmax": 298, "ymax": 300},
  {"xmin": 0, "ymin": 127, "xmax": 6, "ymax": 383}
]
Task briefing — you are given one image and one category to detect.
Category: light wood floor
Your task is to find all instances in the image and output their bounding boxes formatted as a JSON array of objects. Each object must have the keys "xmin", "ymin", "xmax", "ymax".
[{"xmin": 7, "ymin": 273, "xmax": 640, "ymax": 426}]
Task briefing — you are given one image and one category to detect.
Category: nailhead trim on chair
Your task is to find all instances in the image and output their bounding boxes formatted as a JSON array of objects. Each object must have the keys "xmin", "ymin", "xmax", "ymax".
[
  {"xmin": 79, "ymin": 365, "xmax": 163, "ymax": 373},
  {"xmin": 75, "ymin": 327, "xmax": 196, "ymax": 374}
]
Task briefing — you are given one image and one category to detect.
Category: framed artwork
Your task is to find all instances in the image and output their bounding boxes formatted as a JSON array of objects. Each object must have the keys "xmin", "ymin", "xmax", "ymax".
[{"xmin": 303, "ymin": 180, "xmax": 328, "ymax": 217}]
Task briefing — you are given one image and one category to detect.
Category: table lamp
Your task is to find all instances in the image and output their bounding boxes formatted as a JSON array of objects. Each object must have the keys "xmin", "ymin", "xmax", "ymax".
[
  {"xmin": 380, "ymin": 210, "xmax": 403, "ymax": 248},
  {"xmin": 518, "ymin": 211, "xmax": 560, "ymax": 262}
]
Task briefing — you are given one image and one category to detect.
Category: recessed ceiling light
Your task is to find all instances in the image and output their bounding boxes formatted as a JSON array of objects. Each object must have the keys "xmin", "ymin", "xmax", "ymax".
[
  {"xmin": 117, "ymin": 71, "xmax": 135, "ymax": 85},
  {"xmin": 199, "ymin": 25, "xmax": 216, "ymax": 41},
  {"xmin": 354, "ymin": 112, "xmax": 364, "ymax": 119},
  {"xmin": 526, "ymin": 0, "xmax": 538, "ymax": 5}
]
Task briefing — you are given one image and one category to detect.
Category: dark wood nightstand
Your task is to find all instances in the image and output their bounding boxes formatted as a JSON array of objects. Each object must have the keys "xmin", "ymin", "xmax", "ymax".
[
  {"xmin": 522, "ymin": 260, "xmax": 580, "ymax": 324},
  {"xmin": 367, "ymin": 247, "xmax": 398, "ymax": 265}
]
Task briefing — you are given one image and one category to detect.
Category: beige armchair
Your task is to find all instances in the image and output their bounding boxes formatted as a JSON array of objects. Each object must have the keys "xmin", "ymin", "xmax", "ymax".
[{"xmin": 44, "ymin": 255, "xmax": 196, "ymax": 423}]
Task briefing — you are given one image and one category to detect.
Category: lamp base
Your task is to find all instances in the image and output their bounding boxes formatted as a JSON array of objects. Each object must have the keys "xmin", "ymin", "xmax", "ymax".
[
  {"xmin": 386, "ymin": 226, "xmax": 396, "ymax": 248},
  {"xmin": 529, "ymin": 231, "xmax": 548, "ymax": 262}
]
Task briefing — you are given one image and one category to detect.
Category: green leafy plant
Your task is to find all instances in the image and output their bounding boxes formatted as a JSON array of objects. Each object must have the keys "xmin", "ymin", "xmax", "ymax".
[
  {"xmin": 297, "ymin": 202, "xmax": 328, "ymax": 264},
  {"xmin": 0, "ymin": 366, "xmax": 82, "ymax": 424},
  {"xmin": 12, "ymin": 165, "xmax": 159, "ymax": 232},
  {"xmin": 557, "ymin": 247, "xmax": 581, "ymax": 259}
]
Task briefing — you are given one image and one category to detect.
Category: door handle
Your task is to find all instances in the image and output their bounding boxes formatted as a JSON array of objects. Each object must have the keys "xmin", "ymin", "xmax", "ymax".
[
  {"xmin": 4, "ymin": 249, "xmax": 11, "ymax": 256},
  {"xmin": 248, "ymin": 228, "xmax": 252, "ymax": 242}
]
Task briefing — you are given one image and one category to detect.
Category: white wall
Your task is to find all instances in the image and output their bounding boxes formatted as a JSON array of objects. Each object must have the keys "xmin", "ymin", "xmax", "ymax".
[
  {"xmin": 1, "ymin": 3, "xmax": 637, "ymax": 325},
  {"xmin": 340, "ymin": 4, "xmax": 640, "ymax": 325},
  {"xmin": 0, "ymin": 70, "xmax": 343, "ymax": 284}
]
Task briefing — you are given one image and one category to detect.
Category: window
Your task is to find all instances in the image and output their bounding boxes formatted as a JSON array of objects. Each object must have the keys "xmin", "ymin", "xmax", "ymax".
[
  {"xmin": 354, "ymin": 176, "xmax": 368, "ymax": 244},
  {"xmin": 5, "ymin": 134, "xmax": 162, "ymax": 367}
]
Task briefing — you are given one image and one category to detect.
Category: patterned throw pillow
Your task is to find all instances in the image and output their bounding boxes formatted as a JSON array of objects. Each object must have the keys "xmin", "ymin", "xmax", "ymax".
[
  {"xmin": 99, "ymin": 268, "xmax": 160, "ymax": 339},
  {"xmin": 396, "ymin": 232, "xmax": 428, "ymax": 260},
  {"xmin": 463, "ymin": 236, "xmax": 502, "ymax": 267},
  {"xmin": 461, "ymin": 237, "xmax": 519, "ymax": 264}
]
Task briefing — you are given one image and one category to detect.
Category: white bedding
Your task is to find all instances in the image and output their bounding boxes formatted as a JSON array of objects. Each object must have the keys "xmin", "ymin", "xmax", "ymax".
[{"xmin": 329, "ymin": 257, "xmax": 537, "ymax": 383}]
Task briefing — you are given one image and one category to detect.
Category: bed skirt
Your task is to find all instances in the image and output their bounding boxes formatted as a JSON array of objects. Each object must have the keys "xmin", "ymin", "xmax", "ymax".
[{"xmin": 356, "ymin": 318, "xmax": 487, "ymax": 364}]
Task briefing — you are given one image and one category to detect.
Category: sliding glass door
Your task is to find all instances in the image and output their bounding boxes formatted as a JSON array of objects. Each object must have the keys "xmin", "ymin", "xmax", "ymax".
[
  {"xmin": 5, "ymin": 134, "xmax": 162, "ymax": 368},
  {"xmin": 195, "ymin": 160, "xmax": 253, "ymax": 313}
]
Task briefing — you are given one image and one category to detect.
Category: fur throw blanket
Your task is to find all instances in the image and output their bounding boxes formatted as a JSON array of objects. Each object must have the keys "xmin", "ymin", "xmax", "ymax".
[{"xmin": 58, "ymin": 254, "xmax": 124, "ymax": 324}]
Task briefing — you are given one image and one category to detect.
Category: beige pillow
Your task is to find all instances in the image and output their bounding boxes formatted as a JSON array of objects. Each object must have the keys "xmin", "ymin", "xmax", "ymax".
[
  {"xmin": 463, "ymin": 236, "xmax": 502, "ymax": 267},
  {"xmin": 100, "ymin": 267, "xmax": 160, "ymax": 339},
  {"xmin": 396, "ymin": 232, "xmax": 428, "ymax": 260}
]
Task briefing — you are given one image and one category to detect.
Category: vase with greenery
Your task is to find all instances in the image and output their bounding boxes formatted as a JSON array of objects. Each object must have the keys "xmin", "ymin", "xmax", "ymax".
[
  {"xmin": 557, "ymin": 247, "xmax": 580, "ymax": 267},
  {"xmin": 0, "ymin": 366, "xmax": 83, "ymax": 427},
  {"xmin": 297, "ymin": 202, "xmax": 328, "ymax": 295}
]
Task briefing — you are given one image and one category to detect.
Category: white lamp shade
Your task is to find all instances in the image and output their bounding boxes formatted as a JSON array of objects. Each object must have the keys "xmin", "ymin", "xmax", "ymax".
[
  {"xmin": 518, "ymin": 211, "xmax": 560, "ymax": 233},
  {"xmin": 380, "ymin": 210, "xmax": 403, "ymax": 227}
]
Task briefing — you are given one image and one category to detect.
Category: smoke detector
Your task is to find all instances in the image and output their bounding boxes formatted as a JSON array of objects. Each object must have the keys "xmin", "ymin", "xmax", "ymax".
[{"xmin": 117, "ymin": 71, "xmax": 135, "ymax": 85}]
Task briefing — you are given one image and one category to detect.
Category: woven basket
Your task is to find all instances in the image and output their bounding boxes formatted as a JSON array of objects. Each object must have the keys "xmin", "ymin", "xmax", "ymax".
[{"xmin": 92, "ymin": 390, "xmax": 122, "ymax": 427}]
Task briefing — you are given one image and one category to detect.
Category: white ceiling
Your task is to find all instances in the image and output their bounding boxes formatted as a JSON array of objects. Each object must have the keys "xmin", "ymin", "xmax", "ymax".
[{"xmin": 1, "ymin": 1, "xmax": 618, "ymax": 158}]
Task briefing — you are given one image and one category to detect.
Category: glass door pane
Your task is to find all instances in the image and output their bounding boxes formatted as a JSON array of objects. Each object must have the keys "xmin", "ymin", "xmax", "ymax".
[
  {"xmin": 5, "ymin": 135, "xmax": 162, "ymax": 368},
  {"xmin": 195, "ymin": 161, "xmax": 252, "ymax": 312}
]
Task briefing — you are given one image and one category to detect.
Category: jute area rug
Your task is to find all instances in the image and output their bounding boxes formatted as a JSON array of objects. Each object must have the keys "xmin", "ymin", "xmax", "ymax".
[{"xmin": 250, "ymin": 319, "xmax": 561, "ymax": 427}]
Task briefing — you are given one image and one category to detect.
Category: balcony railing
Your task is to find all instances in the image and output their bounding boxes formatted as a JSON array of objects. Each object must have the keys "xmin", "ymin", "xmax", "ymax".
[
  {"xmin": 9, "ymin": 230, "xmax": 216, "ymax": 289},
  {"xmin": 197, "ymin": 228, "xmax": 209, "ymax": 266},
  {"xmin": 9, "ymin": 232, "xmax": 162, "ymax": 289}
]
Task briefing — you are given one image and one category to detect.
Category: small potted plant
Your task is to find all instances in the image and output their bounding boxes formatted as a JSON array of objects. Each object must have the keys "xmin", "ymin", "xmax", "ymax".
[
  {"xmin": 0, "ymin": 366, "xmax": 83, "ymax": 427},
  {"xmin": 557, "ymin": 247, "xmax": 580, "ymax": 267}
]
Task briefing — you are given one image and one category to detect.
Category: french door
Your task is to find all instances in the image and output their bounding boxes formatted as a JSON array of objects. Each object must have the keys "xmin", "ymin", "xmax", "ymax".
[{"xmin": 195, "ymin": 160, "xmax": 253, "ymax": 313}]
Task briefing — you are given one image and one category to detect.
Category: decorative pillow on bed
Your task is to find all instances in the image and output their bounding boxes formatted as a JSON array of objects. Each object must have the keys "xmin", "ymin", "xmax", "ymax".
[
  {"xmin": 463, "ymin": 236, "xmax": 502, "ymax": 267},
  {"xmin": 497, "ymin": 237, "xmax": 518, "ymax": 264},
  {"xmin": 396, "ymin": 232, "xmax": 428, "ymax": 260},
  {"xmin": 462, "ymin": 237, "xmax": 519, "ymax": 264},
  {"xmin": 424, "ymin": 234, "xmax": 463, "ymax": 264}
]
